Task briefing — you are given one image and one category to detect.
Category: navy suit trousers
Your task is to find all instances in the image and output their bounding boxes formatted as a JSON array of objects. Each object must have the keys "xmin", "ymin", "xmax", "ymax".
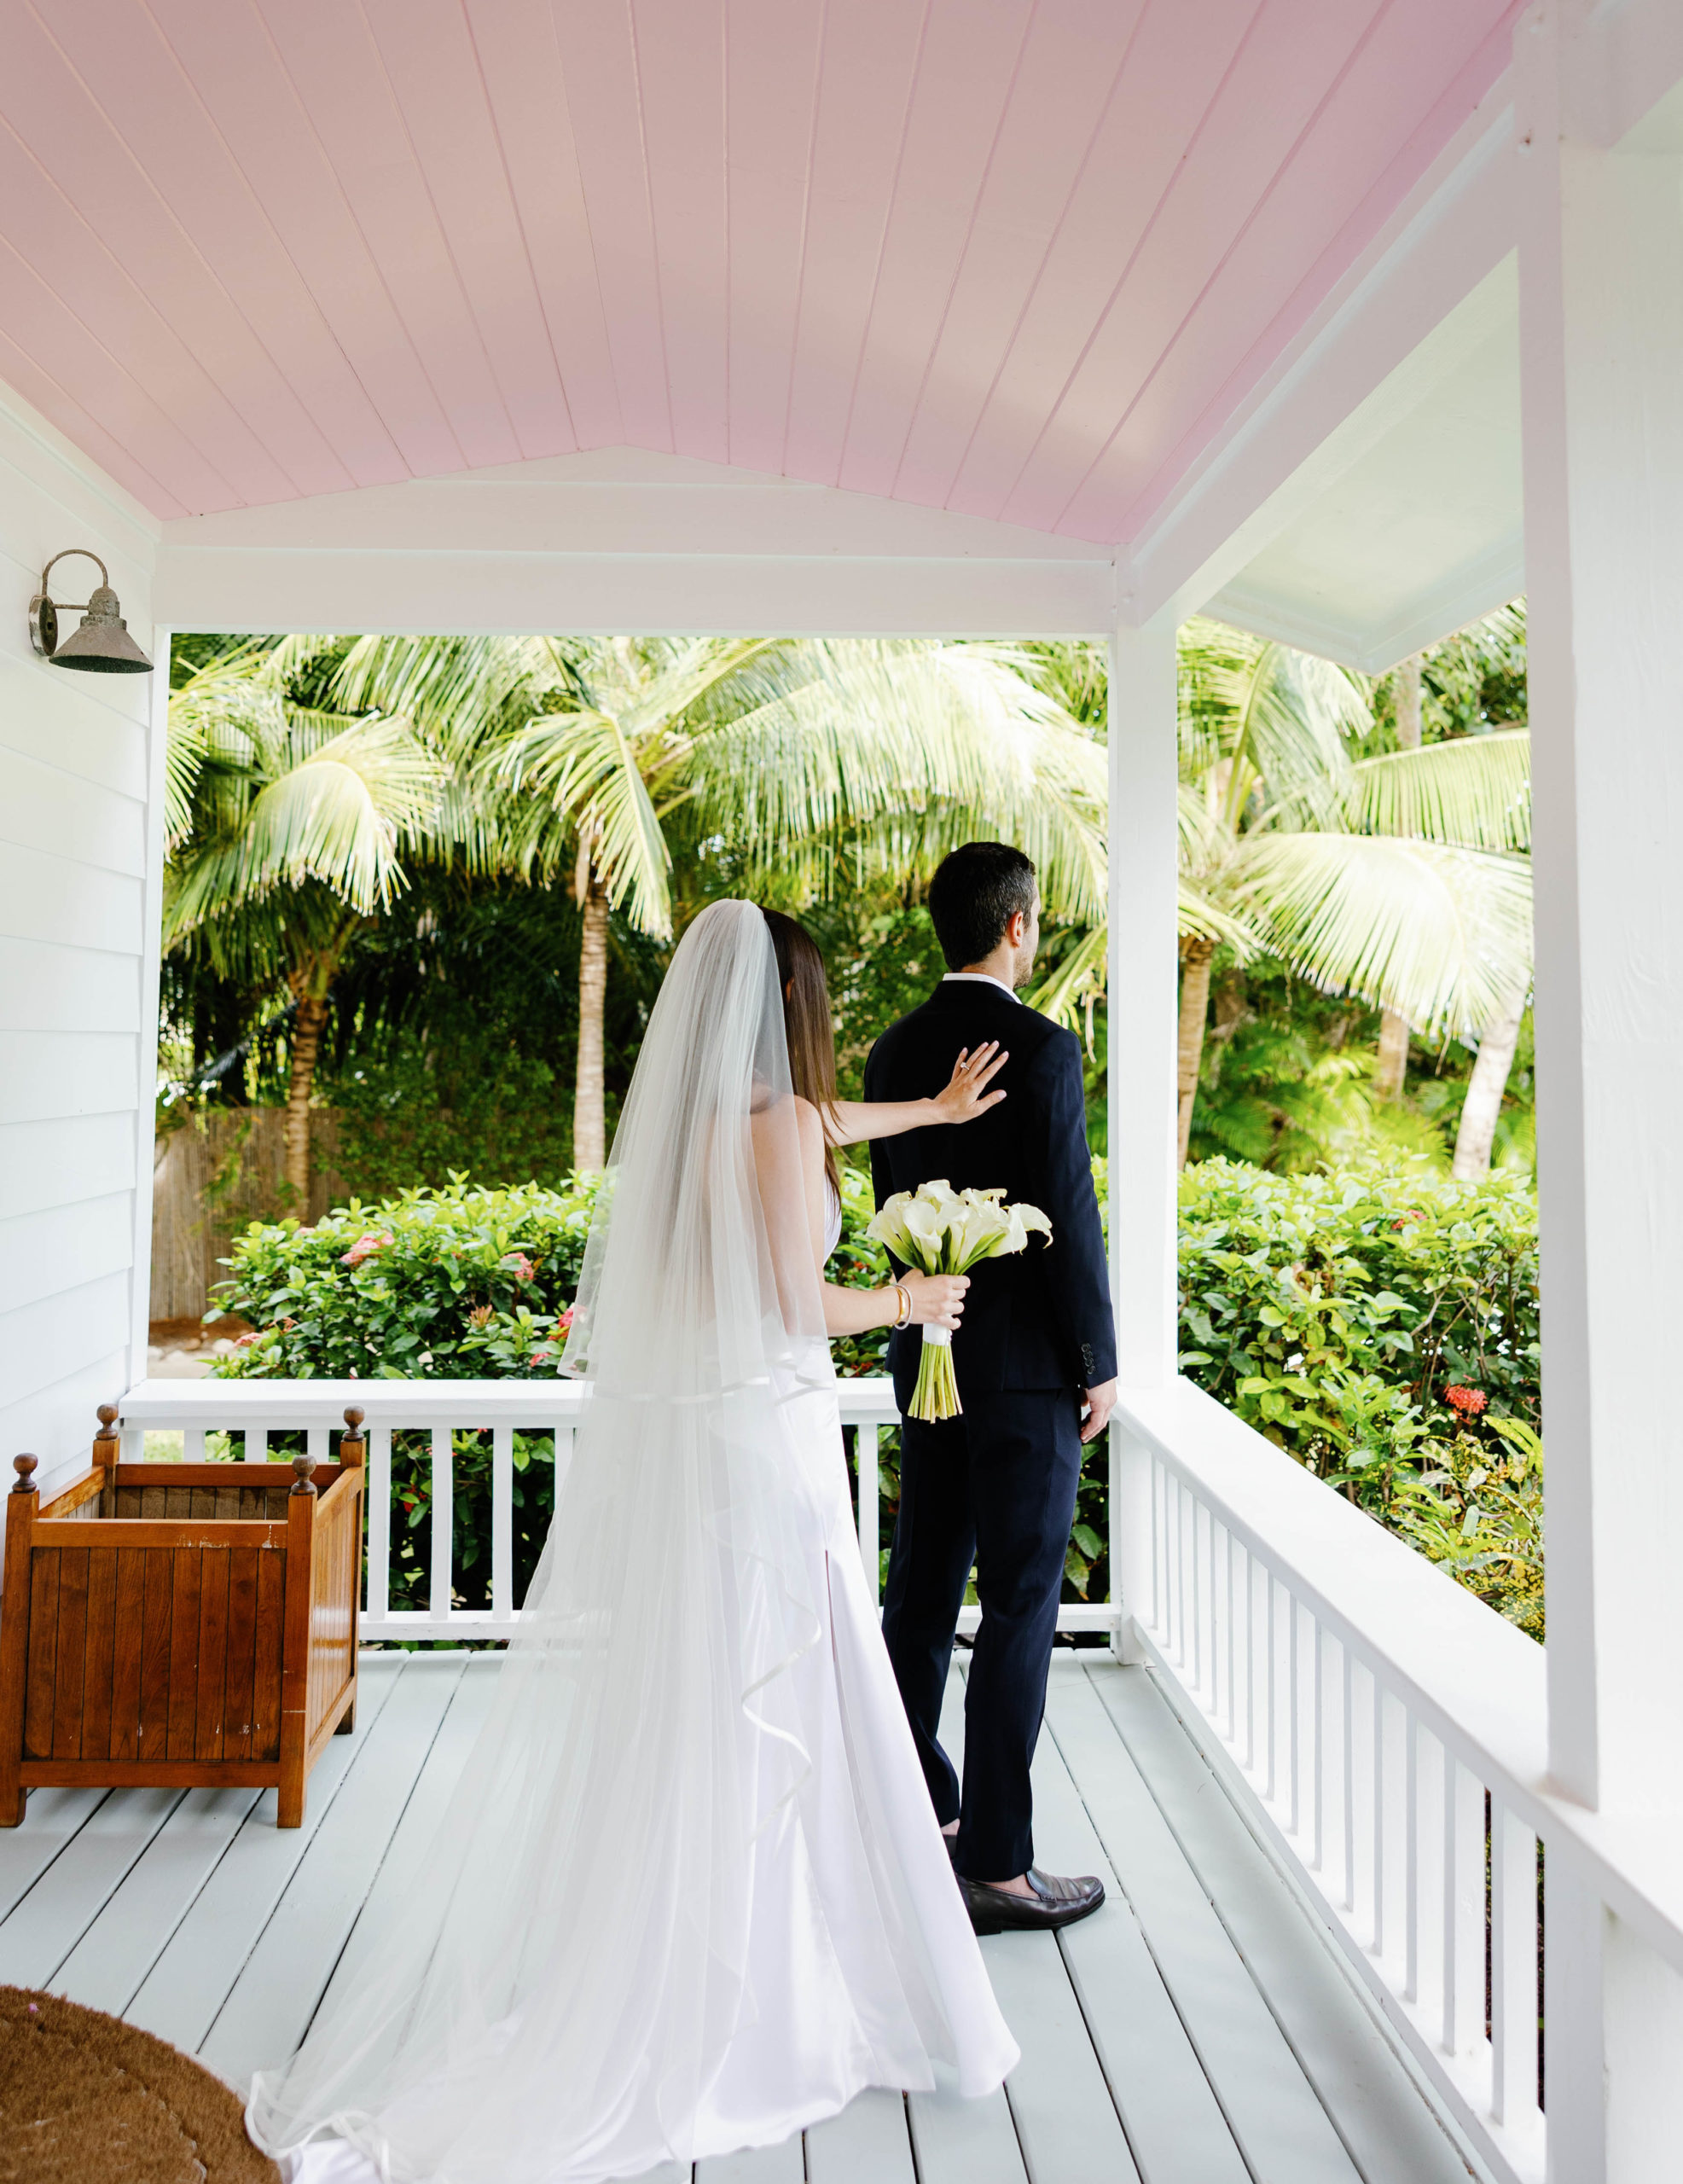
[{"xmin": 880, "ymin": 1388, "xmax": 1082, "ymax": 1882}]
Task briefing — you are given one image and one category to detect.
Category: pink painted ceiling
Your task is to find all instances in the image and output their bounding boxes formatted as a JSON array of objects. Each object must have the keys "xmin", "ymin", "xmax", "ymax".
[{"xmin": 0, "ymin": 0, "xmax": 1521, "ymax": 540}]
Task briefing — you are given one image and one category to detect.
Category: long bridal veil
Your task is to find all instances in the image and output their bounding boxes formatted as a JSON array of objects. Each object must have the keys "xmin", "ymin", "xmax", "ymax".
[{"xmin": 248, "ymin": 900, "xmax": 835, "ymax": 2184}]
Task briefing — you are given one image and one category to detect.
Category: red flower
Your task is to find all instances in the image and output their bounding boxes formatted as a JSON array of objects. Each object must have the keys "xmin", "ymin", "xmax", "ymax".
[
  {"xmin": 342, "ymin": 1230, "xmax": 393, "ymax": 1268},
  {"xmin": 1444, "ymin": 1384, "xmax": 1488, "ymax": 1417},
  {"xmin": 556, "ymin": 1306, "xmax": 575, "ymax": 1333}
]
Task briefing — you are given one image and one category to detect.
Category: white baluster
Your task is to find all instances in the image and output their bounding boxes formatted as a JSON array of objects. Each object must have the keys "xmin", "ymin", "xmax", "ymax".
[
  {"xmin": 244, "ymin": 1425, "xmax": 267, "ymax": 1462},
  {"xmin": 1442, "ymin": 1758, "xmax": 1486, "ymax": 2062},
  {"xmin": 1311, "ymin": 1621, "xmax": 1327, "ymax": 1873},
  {"xmin": 856, "ymin": 1425, "xmax": 879, "ymax": 1602},
  {"xmin": 1490, "ymin": 1800, "xmax": 1540, "ymax": 2127},
  {"xmin": 367, "ymin": 1424, "xmax": 392, "ymax": 1623},
  {"xmin": 1342, "ymin": 1647, "xmax": 1358, "ymax": 1914},
  {"xmin": 553, "ymin": 1424, "xmax": 574, "ymax": 1499},
  {"xmin": 430, "ymin": 1425, "xmax": 453, "ymax": 1623},
  {"xmin": 1191, "ymin": 1495, "xmax": 1204, "ymax": 1693},
  {"xmin": 183, "ymin": 1426, "xmax": 206, "ymax": 1462},
  {"xmin": 491, "ymin": 1424, "xmax": 514, "ymax": 1622},
  {"xmin": 308, "ymin": 1423, "xmax": 329, "ymax": 1470},
  {"xmin": 1407, "ymin": 1720, "xmax": 1446, "ymax": 2018},
  {"xmin": 1223, "ymin": 1527, "xmax": 1237, "ymax": 1744},
  {"xmin": 1374, "ymin": 1684, "xmax": 1407, "ymax": 1967}
]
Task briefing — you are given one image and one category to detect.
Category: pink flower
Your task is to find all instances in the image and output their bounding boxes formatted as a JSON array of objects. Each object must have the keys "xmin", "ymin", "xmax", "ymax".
[
  {"xmin": 467, "ymin": 1304, "xmax": 494, "ymax": 1330},
  {"xmin": 1444, "ymin": 1384, "xmax": 1488, "ymax": 1417},
  {"xmin": 501, "ymin": 1252, "xmax": 537, "ymax": 1283},
  {"xmin": 235, "ymin": 1331, "xmax": 259, "ymax": 1349},
  {"xmin": 556, "ymin": 1306, "xmax": 575, "ymax": 1333},
  {"xmin": 342, "ymin": 1230, "xmax": 393, "ymax": 1268}
]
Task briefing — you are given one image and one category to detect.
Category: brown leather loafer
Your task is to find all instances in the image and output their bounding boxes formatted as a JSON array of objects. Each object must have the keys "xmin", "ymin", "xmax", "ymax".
[{"xmin": 960, "ymin": 1867, "xmax": 1105, "ymax": 1934}]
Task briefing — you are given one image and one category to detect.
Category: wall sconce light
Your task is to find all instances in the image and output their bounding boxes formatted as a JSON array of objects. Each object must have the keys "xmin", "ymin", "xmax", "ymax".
[{"xmin": 28, "ymin": 549, "xmax": 153, "ymax": 674}]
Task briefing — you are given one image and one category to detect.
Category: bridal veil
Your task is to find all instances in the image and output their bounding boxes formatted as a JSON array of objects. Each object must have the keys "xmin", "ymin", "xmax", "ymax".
[{"xmin": 247, "ymin": 900, "xmax": 839, "ymax": 2181}]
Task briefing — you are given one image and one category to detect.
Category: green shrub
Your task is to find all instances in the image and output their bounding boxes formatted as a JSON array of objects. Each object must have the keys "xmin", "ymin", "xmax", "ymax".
[{"xmin": 209, "ymin": 1155, "xmax": 1543, "ymax": 1637}]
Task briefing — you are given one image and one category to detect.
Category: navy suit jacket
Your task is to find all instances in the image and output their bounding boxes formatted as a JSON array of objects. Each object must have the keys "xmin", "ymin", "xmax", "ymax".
[{"xmin": 864, "ymin": 978, "xmax": 1116, "ymax": 1409}]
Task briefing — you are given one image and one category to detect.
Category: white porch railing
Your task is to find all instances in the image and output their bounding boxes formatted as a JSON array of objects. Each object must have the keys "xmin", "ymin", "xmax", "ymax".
[
  {"xmin": 115, "ymin": 1377, "xmax": 1117, "ymax": 1646},
  {"xmin": 119, "ymin": 1368, "xmax": 1683, "ymax": 2184},
  {"xmin": 1111, "ymin": 1379, "xmax": 1683, "ymax": 2184}
]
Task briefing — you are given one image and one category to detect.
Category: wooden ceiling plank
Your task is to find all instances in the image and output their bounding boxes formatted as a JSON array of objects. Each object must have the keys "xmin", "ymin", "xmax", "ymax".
[
  {"xmin": 0, "ymin": 235, "xmax": 237, "ymax": 514},
  {"xmin": 464, "ymin": 0, "xmax": 623, "ymax": 450},
  {"xmin": 0, "ymin": 2, "xmax": 362, "ymax": 502},
  {"xmin": 1067, "ymin": 1, "xmax": 1521, "ymax": 543},
  {"xmin": 999, "ymin": 0, "xmax": 1391, "ymax": 535},
  {"xmin": 908, "ymin": 0, "xmax": 1256, "ymax": 522},
  {"xmin": 148, "ymin": 0, "xmax": 466, "ymax": 481},
  {"xmin": 833, "ymin": 0, "xmax": 1037, "ymax": 502},
  {"xmin": 252, "ymin": 0, "xmax": 522, "ymax": 472},
  {"xmin": 551, "ymin": 0, "xmax": 676, "ymax": 452},
  {"xmin": 879, "ymin": 0, "xmax": 1145, "ymax": 513},
  {"xmin": 723, "ymin": 0, "xmax": 824, "ymax": 473},
  {"xmin": 781, "ymin": 0, "xmax": 931, "ymax": 487},
  {"xmin": 633, "ymin": 0, "xmax": 729, "ymax": 464},
  {"xmin": 363, "ymin": 0, "xmax": 578, "ymax": 463},
  {"xmin": 0, "ymin": 324, "xmax": 187, "ymax": 520}
]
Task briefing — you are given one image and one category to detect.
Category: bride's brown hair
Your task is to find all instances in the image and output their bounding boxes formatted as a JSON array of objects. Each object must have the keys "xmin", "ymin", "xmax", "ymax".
[{"xmin": 761, "ymin": 909, "xmax": 842, "ymax": 1199}]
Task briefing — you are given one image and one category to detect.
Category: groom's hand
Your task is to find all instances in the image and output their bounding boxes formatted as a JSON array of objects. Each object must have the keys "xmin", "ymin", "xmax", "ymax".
[{"xmin": 1079, "ymin": 1379, "xmax": 1117, "ymax": 1444}]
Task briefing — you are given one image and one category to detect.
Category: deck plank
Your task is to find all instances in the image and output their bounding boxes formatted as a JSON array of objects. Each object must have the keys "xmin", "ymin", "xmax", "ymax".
[
  {"xmin": 125, "ymin": 1656, "xmax": 404, "ymax": 2053},
  {"xmin": 1091, "ymin": 1662, "xmax": 1477, "ymax": 2184},
  {"xmin": 50, "ymin": 1786, "xmax": 262, "ymax": 2016},
  {"xmin": 1032, "ymin": 1676, "xmax": 1251, "ymax": 2184},
  {"xmin": 310, "ymin": 1656, "xmax": 502, "ymax": 2012},
  {"xmin": 0, "ymin": 1787, "xmax": 182, "ymax": 1988},
  {"xmin": 1046, "ymin": 1661, "xmax": 1361, "ymax": 2184},
  {"xmin": 694, "ymin": 2135, "xmax": 803, "ymax": 2182},
  {"xmin": 198, "ymin": 1656, "xmax": 467, "ymax": 2089},
  {"xmin": 805, "ymin": 2089, "xmax": 916, "ymax": 2184},
  {"xmin": 982, "ymin": 1928, "xmax": 1140, "ymax": 2184},
  {"xmin": 0, "ymin": 1786, "xmax": 107, "ymax": 1923}
]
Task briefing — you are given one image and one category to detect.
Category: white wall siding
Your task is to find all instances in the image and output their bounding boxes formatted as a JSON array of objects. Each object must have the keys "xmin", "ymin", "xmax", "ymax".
[{"xmin": 0, "ymin": 380, "xmax": 158, "ymax": 1487}]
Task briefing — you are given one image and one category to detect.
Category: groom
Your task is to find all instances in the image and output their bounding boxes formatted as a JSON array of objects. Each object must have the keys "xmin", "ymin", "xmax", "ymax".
[{"xmin": 865, "ymin": 842, "xmax": 1116, "ymax": 1934}]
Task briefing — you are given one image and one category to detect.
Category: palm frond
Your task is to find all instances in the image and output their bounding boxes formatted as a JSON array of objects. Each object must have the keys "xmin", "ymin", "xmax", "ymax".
[
  {"xmin": 494, "ymin": 708, "xmax": 672, "ymax": 935},
  {"xmin": 1329, "ymin": 729, "xmax": 1531, "ymax": 849},
  {"xmin": 1230, "ymin": 834, "xmax": 1532, "ymax": 1036}
]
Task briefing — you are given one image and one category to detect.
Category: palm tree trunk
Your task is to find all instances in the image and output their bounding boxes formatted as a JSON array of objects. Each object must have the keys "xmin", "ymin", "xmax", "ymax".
[
  {"xmin": 1375, "ymin": 654, "xmax": 1424, "ymax": 1100},
  {"xmin": 283, "ymin": 994, "xmax": 328, "ymax": 1209},
  {"xmin": 1451, "ymin": 988, "xmax": 1526, "ymax": 1180},
  {"xmin": 574, "ymin": 868, "xmax": 610, "ymax": 1172},
  {"xmin": 1176, "ymin": 938, "xmax": 1216, "ymax": 1169},
  {"xmin": 1373, "ymin": 1010, "xmax": 1411, "ymax": 1101}
]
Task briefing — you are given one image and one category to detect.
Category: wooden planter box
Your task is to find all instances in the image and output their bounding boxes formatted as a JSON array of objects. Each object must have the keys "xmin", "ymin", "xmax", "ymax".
[{"xmin": 0, "ymin": 1406, "xmax": 367, "ymax": 1828}]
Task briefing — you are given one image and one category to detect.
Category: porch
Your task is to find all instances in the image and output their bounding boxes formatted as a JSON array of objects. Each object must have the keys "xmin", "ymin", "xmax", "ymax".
[{"xmin": 0, "ymin": 1647, "xmax": 1476, "ymax": 2184}]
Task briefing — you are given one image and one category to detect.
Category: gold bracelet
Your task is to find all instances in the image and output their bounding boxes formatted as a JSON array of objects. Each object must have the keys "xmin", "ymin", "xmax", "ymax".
[{"xmin": 891, "ymin": 1282, "xmax": 911, "ymax": 1329}]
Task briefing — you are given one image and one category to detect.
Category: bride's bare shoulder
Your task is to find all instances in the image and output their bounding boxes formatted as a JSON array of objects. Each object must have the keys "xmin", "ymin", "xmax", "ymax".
[{"xmin": 790, "ymin": 1095, "xmax": 824, "ymax": 1154}]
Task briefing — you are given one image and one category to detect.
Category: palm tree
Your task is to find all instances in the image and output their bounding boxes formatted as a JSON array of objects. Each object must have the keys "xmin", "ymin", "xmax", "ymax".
[
  {"xmin": 164, "ymin": 645, "xmax": 444, "ymax": 1203},
  {"xmin": 328, "ymin": 636, "xmax": 1107, "ymax": 1170},
  {"xmin": 1024, "ymin": 625, "xmax": 1532, "ymax": 1166}
]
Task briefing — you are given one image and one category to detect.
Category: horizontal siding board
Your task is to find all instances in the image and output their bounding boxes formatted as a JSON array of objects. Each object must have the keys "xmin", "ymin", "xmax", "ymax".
[
  {"xmin": 0, "ymin": 1270, "xmax": 129, "ymax": 1417},
  {"xmin": 0, "ymin": 1031, "xmax": 139, "ymax": 1124},
  {"xmin": 0, "ymin": 1114, "xmax": 136, "ymax": 1221},
  {"xmin": 0, "ymin": 1350, "xmax": 129, "ymax": 1502},
  {"xmin": 0, "ymin": 1192, "xmax": 133, "ymax": 1317},
  {"xmin": 0, "ymin": 386, "xmax": 160, "ymax": 579},
  {"xmin": 0, "ymin": 840, "xmax": 143, "ymax": 955},
  {"xmin": 0, "ymin": 645, "xmax": 149, "ymax": 801},
  {"xmin": 0, "ymin": 936, "xmax": 140, "ymax": 1033},
  {"xmin": 0, "ymin": 747, "xmax": 145, "ymax": 876}
]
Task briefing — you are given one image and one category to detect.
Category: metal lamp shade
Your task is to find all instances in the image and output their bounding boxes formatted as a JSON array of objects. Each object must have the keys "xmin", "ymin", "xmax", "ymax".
[{"xmin": 48, "ymin": 585, "xmax": 153, "ymax": 674}]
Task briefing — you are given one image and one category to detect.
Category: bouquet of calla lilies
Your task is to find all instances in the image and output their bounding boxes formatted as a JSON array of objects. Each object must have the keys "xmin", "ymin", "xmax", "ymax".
[{"xmin": 866, "ymin": 1180, "xmax": 1052, "ymax": 1421}]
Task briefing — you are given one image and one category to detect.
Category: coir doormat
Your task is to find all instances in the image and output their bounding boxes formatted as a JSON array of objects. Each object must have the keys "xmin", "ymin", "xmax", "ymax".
[{"xmin": 0, "ymin": 1985, "xmax": 280, "ymax": 2183}]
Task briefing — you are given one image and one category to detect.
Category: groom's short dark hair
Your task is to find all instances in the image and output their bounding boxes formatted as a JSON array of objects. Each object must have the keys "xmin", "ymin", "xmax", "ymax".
[{"xmin": 927, "ymin": 843, "xmax": 1037, "ymax": 971}]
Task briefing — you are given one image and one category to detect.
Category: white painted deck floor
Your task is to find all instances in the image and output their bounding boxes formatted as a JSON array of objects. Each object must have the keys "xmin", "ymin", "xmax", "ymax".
[{"xmin": 0, "ymin": 1651, "xmax": 1477, "ymax": 2184}]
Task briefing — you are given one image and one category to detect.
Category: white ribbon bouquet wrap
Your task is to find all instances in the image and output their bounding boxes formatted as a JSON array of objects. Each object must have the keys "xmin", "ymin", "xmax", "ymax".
[{"xmin": 866, "ymin": 1180, "xmax": 1052, "ymax": 1421}]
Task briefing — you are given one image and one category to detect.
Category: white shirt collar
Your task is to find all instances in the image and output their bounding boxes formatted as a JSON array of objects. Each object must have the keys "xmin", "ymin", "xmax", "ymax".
[{"xmin": 942, "ymin": 972, "xmax": 1019, "ymax": 1003}]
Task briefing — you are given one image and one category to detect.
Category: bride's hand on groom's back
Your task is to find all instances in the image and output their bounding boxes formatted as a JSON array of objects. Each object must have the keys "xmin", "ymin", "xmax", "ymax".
[
  {"xmin": 902, "ymin": 1270, "xmax": 969, "ymax": 1329},
  {"xmin": 928, "ymin": 1043, "xmax": 1008, "ymax": 1127}
]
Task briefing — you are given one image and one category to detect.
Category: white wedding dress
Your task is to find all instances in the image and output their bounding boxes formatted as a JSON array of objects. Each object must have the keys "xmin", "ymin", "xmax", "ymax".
[{"xmin": 248, "ymin": 902, "xmax": 1017, "ymax": 2184}]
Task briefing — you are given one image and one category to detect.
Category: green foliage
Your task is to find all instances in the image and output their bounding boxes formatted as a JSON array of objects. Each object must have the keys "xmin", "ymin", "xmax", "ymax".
[
  {"xmin": 207, "ymin": 1178, "xmax": 600, "ymax": 1380},
  {"xmin": 1171, "ymin": 1157, "xmax": 1542, "ymax": 1635},
  {"xmin": 208, "ymin": 1155, "xmax": 1542, "ymax": 1636}
]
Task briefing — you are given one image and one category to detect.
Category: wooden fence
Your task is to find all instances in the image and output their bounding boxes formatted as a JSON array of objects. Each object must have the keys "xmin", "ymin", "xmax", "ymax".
[{"xmin": 150, "ymin": 1110, "xmax": 348, "ymax": 1324}]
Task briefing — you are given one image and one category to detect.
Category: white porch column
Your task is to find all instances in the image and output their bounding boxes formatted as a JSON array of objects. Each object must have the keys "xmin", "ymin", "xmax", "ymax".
[
  {"xmin": 1106, "ymin": 617, "xmax": 1179, "ymax": 1655},
  {"xmin": 1518, "ymin": 10, "xmax": 1683, "ymax": 2180},
  {"xmin": 1106, "ymin": 618, "xmax": 1180, "ymax": 1386},
  {"xmin": 1517, "ymin": 6, "xmax": 1683, "ymax": 1819}
]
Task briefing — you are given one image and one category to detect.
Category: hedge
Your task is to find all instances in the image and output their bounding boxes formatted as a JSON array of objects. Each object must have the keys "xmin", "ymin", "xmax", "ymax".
[{"xmin": 209, "ymin": 1157, "xmax": 1542, "ymax": 1637}]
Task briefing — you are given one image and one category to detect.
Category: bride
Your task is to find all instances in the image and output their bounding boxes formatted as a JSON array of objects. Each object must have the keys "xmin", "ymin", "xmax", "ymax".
[{"xmin": 248, "ymin": 899, "xmax": 1019, "ymax": 2183}]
